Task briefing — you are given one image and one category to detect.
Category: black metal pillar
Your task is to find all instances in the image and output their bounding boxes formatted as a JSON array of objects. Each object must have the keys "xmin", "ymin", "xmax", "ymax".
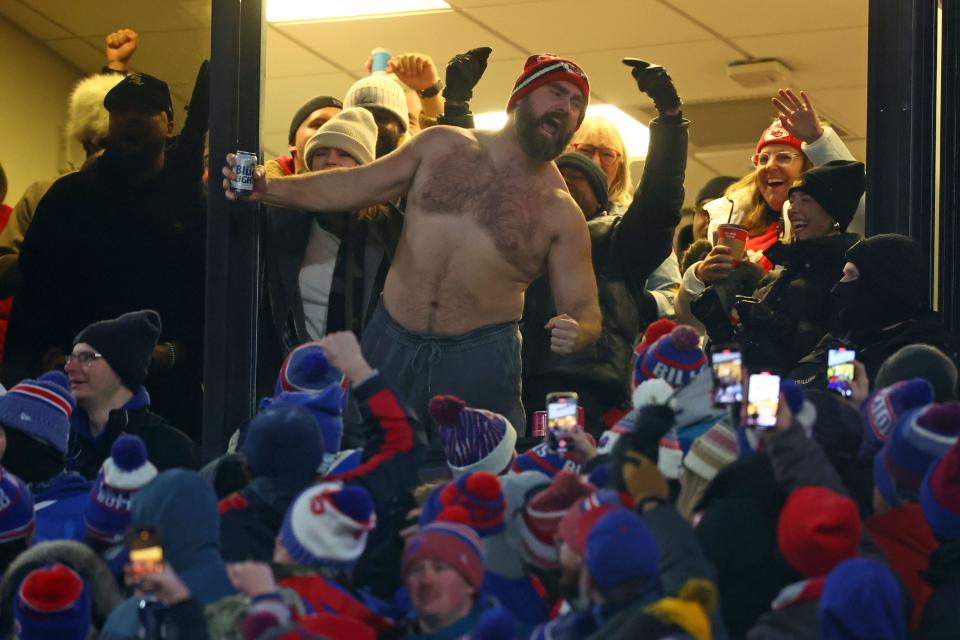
[
  {"xmin": 939, "ymin": 1, "xmax": 960, "ymax": 335},
  {"xmin": 203, "ymin": 0, "xmax": 264, "ymax": 461},
  {"xmin": 865, "ymin": 1, "xmax": 937, "ymax": 247}
]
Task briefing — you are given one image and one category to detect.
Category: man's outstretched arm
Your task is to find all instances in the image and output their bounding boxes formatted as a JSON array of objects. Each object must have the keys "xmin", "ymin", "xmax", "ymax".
[
  {"xmin": 545, "ymin": 193, "xmax": 602, "ymax": 353},
  {"xmin": 222, "ymin": 126, "xmax": 459, "ymax": 212}
]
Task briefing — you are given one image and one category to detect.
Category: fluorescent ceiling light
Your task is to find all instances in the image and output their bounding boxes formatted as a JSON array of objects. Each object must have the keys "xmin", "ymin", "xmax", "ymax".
[
  {"xmin": 472, "ymin": 104, "xmax": 650, "ymax": 159},
  {"xmin": 267, "ymin": 0, "xmax": 451, "ymax": 23}
]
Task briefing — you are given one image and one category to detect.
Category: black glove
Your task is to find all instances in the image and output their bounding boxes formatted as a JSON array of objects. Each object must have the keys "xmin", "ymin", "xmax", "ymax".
[
  {"xmin": 442, "ymin": 47, "xmax": 492, "ymax": 104},
  {"xmin": 735, "ymin": 296, "xmax": 775, "ymax": 331},
  {"xmin": 690, "ymin": 287, "xmax": 738, "ymax": 344},
  {"xmin": 622, "ymin": 58, "xmax": 681, "ymax": 113}
]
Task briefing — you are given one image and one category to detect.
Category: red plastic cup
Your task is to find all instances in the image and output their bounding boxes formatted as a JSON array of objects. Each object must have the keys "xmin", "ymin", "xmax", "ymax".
[{"xmin": 717, "ymin": 223, "xmax": 748, "ymax": 263}]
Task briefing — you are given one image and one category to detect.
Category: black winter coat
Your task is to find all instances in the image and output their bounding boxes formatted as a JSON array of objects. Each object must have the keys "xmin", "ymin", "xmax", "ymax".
[
  {"xmin": 257, "ymin": 204, "xmax": 403, "ymax": 399},
  {"xmin": 741, "ymin": 233, "xmax": 859, "ymax": 371},
  {"xmin": 791, "ymin": 312, "xmax": 960, "ymax": 389},
  {"xmin": 919, "ymin": 540, "xmax": 960, "ymax": 640},
  {"xmin": 219, "ymin": 477, "xmax": 305, "ymax": 563},
  {"xmin": 522, "ymin": 116, "xmax": 688, "ymax": 409},
  {"xmin": 67, "ymin": 403, "xmax": 199, "ymax": 480}
]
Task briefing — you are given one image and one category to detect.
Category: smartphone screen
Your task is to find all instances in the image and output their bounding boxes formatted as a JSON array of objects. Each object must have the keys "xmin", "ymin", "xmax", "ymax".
[
  {"xmin": 546, "ymin": 392, "xmax": 578, "ymax": 452},
  {"xmin": 711, "ymin": 347, "xmax": 743, "ymax": 405},
  {"xmin": 127, "ymin": 527, "xmax": 163, "ymax": 581},
  {"xmin": 827, "ymin": 348, "xmax": 856, "ymax": 398},
  {"xmin": 746, "ymin": 372, "xmax": 781, "ymax": 429},
  {"xmin": 129, "ymin": 546, "xmax": 163, "ymax": 580}
]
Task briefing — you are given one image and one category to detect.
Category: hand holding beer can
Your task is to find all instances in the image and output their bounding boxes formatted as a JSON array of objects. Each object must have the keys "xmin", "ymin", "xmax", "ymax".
[{"xmin": 230, "ymin": 150, "xmax": 257, "ymax": 197}]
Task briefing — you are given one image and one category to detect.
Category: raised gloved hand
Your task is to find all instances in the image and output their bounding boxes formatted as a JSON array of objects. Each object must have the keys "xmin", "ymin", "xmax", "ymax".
[
  {"xmin": 443, "ymin": 46, "xmax": 493, "ymax": 104},
  {"xmin": 622, "ymin": 58, "xmax": 681, "ymax": 114}
]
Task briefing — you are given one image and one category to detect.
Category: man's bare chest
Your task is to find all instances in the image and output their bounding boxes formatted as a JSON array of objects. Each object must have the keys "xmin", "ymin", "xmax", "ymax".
[{"xmin": 413, "ymin": 152, "xmax": 552, "ymax": 275}]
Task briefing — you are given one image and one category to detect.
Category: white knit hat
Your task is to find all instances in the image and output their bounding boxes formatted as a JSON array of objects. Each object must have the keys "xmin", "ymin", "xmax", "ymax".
[
  {"xmin": 303, "ymin": 107, "xmax": 378, "ymax": 169},
  {"xmin": 278, "ymin": 481, "xmax": 376, "ymax": 570},
  {"xmin": 343, "ymin": 75, "xmax": 409, "ymax": 133}
]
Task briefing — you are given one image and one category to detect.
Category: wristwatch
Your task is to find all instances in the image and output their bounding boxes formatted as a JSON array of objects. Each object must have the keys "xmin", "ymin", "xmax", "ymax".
[{"xmin": 418, "ymin": 79, "xmax": 444, "ymax": 98}]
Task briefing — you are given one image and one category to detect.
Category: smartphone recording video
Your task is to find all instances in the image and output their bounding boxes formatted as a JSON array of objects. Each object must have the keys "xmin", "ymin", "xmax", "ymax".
[
  {"xmin": 711, "ymin": 346, "xmax": 743, "ymax": 405},
  {"xmin": 827, "ymin": 347, "xmax": 856, "ymax": 398},
  {"xmin": 546, "ymin": 392, "xmax": 578, "ymax": 453},
  {"xmin": 746, "ymin": 372, "xmax": 781, "ymax": 430},
  {"xmin": 126, "ymin": 527, "xmax": 163, "ymax": 582}
]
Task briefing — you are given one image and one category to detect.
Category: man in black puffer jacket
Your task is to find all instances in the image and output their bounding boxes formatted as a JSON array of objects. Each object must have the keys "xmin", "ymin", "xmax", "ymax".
[{"xmin": 522, "ymin": 59, "xmax": 687, "ymax": 435}]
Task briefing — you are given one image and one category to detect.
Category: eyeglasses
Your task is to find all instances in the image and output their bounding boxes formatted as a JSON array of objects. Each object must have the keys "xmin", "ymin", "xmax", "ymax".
[
  {"xmin": 572, "ymin": 143, "xmax": 621, "ymax": 166},
  {"xmin": 752, "ymin": 151, "xmax": 803, "ymax": 167},
  {"xmin": 65, "ymin": 351, "xmax": 104, "ymax": 367}
]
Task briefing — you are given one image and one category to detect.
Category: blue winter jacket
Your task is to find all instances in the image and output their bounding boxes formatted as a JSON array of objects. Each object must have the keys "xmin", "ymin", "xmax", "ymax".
[
  {"xmin": 32, "ymin": 471, "xmax": 91, "ymax": 543},
  {"xmin": 99, "ymin": 469, "xmax": 235, "ymax": 640}
]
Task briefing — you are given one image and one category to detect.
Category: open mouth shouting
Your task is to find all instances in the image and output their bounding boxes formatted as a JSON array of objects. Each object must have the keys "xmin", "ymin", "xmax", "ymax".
[{"xmin": 538, "ymin": 114, "xmax": 562, "ymax": 138}]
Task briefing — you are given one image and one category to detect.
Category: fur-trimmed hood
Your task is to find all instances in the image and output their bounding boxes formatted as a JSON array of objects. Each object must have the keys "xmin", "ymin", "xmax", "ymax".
[
  {"xmin": 65, "ymin": 72, "xmax": 125, "ymax": 162},
  {"xmin": 0, "ymin": 539, "xmax": 123, "ymax": 638}
]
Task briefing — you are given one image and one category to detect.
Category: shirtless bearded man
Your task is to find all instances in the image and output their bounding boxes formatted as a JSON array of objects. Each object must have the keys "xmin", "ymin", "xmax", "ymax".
[{"xmin": 223, "ymin": 54, "xmax": 601, "ymax": 447}]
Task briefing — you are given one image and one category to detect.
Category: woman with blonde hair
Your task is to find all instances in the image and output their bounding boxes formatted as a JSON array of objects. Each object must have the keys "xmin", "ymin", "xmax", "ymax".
[
  {"xmin": 569, "ymin": 115, "xmax": 633, "ymax": 212},
  {"xmin": 675, "ymin": 89, "xmax": 863, "ymax": 332}
]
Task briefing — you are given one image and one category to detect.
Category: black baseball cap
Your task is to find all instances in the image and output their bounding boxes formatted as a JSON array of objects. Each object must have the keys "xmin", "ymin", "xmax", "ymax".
[{"xmin": 104, "ymin": 72, "xmax": 173, "ymax": 120}]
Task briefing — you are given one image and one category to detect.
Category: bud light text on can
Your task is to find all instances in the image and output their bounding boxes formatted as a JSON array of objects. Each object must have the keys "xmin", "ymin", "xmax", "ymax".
[{"xmin": 231, "ymin": 150, "xmax": 257, "ymax": 196}]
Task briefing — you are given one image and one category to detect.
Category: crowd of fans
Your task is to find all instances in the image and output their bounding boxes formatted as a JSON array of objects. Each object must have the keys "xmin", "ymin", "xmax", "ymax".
[{"xmin": 0, "ymin": 25, "xmax": 957, "ymax": 640}]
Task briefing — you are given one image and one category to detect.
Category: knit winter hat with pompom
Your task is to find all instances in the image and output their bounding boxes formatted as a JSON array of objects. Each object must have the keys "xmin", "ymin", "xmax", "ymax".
[
  {"xmin": 279, "ymin": 482, "xmax": 376, "ymax": 571},
  {"xmin": 635, "ymin": 325, "xmax": 707, "ymax": 389},
  {"xmin": 418, "ymin": 471, "xmax": 505, "ymax": 537},
  {"xmin": 430, "ymin": 396, "xmax": 518, "ymax": 478},
  {"xmin": 14, "ymin": 564, "xmax": 91, "ymax": 640},
  {"xmin": 84, "ymin": 435, "xmax": 158, "ymax": 542},
  {"xmin": 274, "ymin": 342, "xmax": 343, "ymax": 395}
]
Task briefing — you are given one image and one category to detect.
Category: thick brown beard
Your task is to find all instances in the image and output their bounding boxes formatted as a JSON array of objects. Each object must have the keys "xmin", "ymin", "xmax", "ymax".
[{"xmin": 515, "ymin": 99, "xmax": 575, "ymax": 162}]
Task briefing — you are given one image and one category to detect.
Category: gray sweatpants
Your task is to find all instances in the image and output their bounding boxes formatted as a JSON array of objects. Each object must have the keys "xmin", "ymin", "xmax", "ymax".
[{"xmin": 344, "ymin": 303, "xmax": 526, "ymax": 453}]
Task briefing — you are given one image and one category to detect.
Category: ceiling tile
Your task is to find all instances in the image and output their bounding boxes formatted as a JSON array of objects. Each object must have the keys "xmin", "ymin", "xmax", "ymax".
[
  {"xmin": 83, "ymin": 29, "xmax": 211, "ymax": 86},
  {"xmin": 45, "ymin": 37, "xmax": 104, "ymax": 74},
  {"xmin": 563, "ymin": 40, "xmax": 755, "ymax": 109},
  {"xmin": 17, "ymin": 0, "xmax": 209, "ymax": 36},
  {"xmin": 273, "ymin": 9, "xmax": 527, "ymax": 78},
  {"xmin": 674, "ymin": 0, "xmax": 867, "ymax": 38},
  {"xmin": 461, "ymin": 0, "xmax": 714, "ymax": 53},
  {"xmin": 266, "ymin": 26, "xmax": 338, "ymax": 78},
  {"xmin": 731, "ymin": 27, "xmax": 868, "ymax": 92},
  {"xmin": 447, "ymin": 0, "xmax": 541, "ymax": 6},
  {"xmin": 0, "ymin": 0, "xmax": 71, "ymax": 39}
]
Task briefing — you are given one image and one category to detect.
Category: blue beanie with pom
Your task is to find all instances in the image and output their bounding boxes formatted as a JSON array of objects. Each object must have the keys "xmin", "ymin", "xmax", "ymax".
[{"xmin": 84, "ymin": 435, "xmax": 158, "ymax": 542}]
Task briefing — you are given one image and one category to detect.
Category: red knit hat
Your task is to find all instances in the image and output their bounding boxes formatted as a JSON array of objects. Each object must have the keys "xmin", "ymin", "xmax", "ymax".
[
  {"xmin": 556, "ymin": 489, "xmax": 627, "ymax": 557},
  {"xmin": 520, "ymin": 471, "xmax": 595, "ymax": 569},
  {"xmin": 438, "ymin": 471, "xmax": 506, "ymax": 536},
  {"xmin": 506, "ymin": 54, "xmax": 589, "ymax": 114},
  {"xmin": 402, "ymin": 521, "xmax": 485, "ymax": 591},
  {"xmin": 777, "ymin": 486, "xmax": 861, "ymax": 577},
  {"xmin": 755, "ymin": 123, "xmax": 803, "ymax": 155}
]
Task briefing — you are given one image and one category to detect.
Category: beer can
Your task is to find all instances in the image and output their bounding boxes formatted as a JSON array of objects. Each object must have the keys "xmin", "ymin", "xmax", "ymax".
[
  {"xmin": 531, "ymin": 406, "xmax": 586, "ymax": 438},
  {"xmin": 231, "ymin": 150, "xmax": 257, "ymax": 195}
]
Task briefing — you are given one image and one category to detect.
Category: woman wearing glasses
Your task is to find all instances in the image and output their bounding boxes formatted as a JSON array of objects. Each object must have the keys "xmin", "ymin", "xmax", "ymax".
[
  {"xmin": 568, "ymin": 116, "xmax": 682, "ymax": 320},
  {"xmin": 676, "ymin": 89, "xmax": 863, "ymax": 333}
]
